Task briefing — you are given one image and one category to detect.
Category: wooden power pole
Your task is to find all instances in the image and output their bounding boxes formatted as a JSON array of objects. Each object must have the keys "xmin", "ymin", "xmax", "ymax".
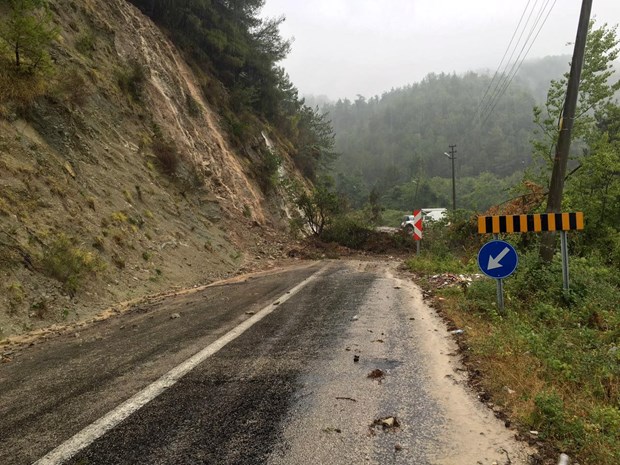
[
  {"xmin": 540, "ymin": 0, "xmax": 593, "ymax": 263},
  {"xmin": 444, "ymin": 145, "xmax": 457, "ymax": 211}
]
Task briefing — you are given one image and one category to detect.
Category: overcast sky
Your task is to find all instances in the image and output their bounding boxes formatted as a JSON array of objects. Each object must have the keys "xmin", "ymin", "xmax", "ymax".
[{"xmin": 261, "ymin": 0, "xmax": 620, "ymax": 100}]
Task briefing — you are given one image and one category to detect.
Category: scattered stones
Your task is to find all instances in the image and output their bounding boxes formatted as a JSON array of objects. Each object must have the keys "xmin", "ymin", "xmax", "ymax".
[
  {"xmin": 503, "ymin": 386, "xmax": 516, "ymax": 395},
  {"xmin": 450, "ymin": 329, "xmax": 464, "ymax": 335},
  {"xmin": 371, "ymin": 416, "xmax": 401, "ymax": 431},
  {"xmin": 353, "ymin": 355, "xmax": 360, "ymax": 363},
  {"xmin": 428, "ymin": 273, "xmax": 484, "ymax": 289},
  {"xmin": 367, "ymin": 369, "xmax": 385, "ymax": 380},
  {"xmin": 245, "ymin": 311, "xmax": 256, "ymax": 315},
  {"xmin": 350, "ymin": 315, "xmax": 359, "ymax": 321},
  {"xmin": 322, "ymin": 427, "xmax": 342, "ymax": 434}
]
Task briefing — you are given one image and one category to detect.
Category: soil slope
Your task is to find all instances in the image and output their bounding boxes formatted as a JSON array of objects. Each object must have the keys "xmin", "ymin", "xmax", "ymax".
[{"xmin": 0, "ymin": 0, "xmax": 294, "ymax": 340}]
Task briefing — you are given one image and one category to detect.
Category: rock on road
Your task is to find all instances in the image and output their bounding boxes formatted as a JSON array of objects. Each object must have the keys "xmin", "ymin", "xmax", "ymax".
[{"xmin": 0, "ymin": 260, "xmax": 532, "ymax": 465}]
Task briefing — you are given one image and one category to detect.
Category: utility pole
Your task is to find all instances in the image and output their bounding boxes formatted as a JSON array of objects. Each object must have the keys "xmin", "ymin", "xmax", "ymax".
[
  {"xmin": 444, "ymin": 145, "xmax": 457, "ymax": 211},
  {"xmin": 540, "ymin": 0, "xmax": 592, "ymax": 263}
]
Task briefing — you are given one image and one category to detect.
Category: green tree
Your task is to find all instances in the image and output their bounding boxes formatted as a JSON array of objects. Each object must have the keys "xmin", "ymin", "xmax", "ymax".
[
  {"xmin": 0, "ymin": 0, "xmax": 57, "ymax": 72},
  {"xmin": 294, "ymin": 106, "xmax": 337, "ymax": 180},
  {"xmin": 531, "ymin": 21, "xmax": 620, "ymax": 179},
  {"xmin": 295, "ymin": 180, "xmax": 340, "ymax": 236},
  {"xmin": 368, "ymin": 186, "xmax": 381, "ymax": 223}
]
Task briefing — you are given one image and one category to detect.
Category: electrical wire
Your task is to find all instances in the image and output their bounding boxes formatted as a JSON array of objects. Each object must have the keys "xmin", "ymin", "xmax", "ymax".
[
  {"xmin": 478, "ymin": 0, "xmax": 547, "ymax": 122},
  {"xmin": 474, "ymin": 0, "xmax": 534, "ymax": 120},
  {"xmin": 480, "ymin": 0, "xmax": 558, "ymax": 126}
]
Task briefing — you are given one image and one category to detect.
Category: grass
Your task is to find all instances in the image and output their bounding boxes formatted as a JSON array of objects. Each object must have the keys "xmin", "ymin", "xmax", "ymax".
[
  {"xmin": 408, "ymin": 246, "xmax": 620, "ymax": 464},
  {"xmin": 116, "ymin": 61, "xmax": 146, "ymax": 102},
  {"xmin": 42, "ymin": 234, "xmax": 106, "ymax": 296},
  {"xmin": 405, "ymin": 252, "xmax": 475, "ymax": 274}
]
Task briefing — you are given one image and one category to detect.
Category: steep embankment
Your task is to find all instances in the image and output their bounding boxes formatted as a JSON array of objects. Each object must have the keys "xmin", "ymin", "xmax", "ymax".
[{"xmin": 0, "ymin": 0, "xmax": 293, "ymax": 340}]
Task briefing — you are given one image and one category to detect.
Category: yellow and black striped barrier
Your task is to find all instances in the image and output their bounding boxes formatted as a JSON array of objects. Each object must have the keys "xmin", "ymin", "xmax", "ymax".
[{"xmin": 478, "ymin": 212, "xmax": 584, "ymax": 234}]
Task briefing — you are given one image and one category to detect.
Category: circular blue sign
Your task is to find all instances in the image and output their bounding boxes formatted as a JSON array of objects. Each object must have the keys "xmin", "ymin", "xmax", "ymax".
[{"xmin": 477, "ymin": 240, "xmax": 518, "ymax": 279}]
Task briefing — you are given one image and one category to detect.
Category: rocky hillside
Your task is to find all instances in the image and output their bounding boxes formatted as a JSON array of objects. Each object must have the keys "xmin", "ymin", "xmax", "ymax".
[{"xmin": 0, "ymin": 0, "xmax": 299, "ymax": 340}]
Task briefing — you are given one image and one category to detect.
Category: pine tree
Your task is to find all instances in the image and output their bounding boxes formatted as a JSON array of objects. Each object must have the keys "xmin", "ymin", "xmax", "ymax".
[{"xmin": 0, "ymin": 0, "xmax": 57, "ymax": 72}]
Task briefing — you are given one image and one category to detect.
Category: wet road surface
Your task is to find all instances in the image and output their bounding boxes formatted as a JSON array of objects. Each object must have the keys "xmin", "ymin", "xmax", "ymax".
[{"xmin": 0, "ymin": 260, "xmax": 532, "ymax": 465}]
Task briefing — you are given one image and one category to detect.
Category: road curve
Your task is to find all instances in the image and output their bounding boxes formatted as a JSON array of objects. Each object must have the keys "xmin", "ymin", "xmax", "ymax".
[{"xmin": 0, "ymin": 260, "xmax": 532, "ymax": 465}]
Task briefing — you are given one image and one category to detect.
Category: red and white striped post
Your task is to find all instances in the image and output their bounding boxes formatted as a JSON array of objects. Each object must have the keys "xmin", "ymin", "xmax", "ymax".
[{"xmin": 412, "ymin": 210, "xmax": 423, "ymax": 255}]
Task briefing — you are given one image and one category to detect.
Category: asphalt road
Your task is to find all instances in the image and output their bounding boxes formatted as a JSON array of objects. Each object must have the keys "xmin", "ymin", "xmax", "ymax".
[{"xmin": 0, "ymin": 260, "xmax": 532, "ymax": 465}]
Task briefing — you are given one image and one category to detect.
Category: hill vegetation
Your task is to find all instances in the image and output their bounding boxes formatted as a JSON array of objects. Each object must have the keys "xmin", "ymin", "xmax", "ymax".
[
  {"xmin": 323, "ymin": 72, "xmax": 537, "ymax": 211},
  {"xmin": 128, "ymin": 0, "xmax": 336, "ymax": 180},
  {"xmin": 0, "ymin": 0, "xmax": 334, "ymax": 339}
]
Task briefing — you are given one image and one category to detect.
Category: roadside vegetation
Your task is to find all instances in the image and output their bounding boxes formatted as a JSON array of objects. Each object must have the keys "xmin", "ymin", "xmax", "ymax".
[
  {"xmin": 398, "ymin": 23, "xmax": 619, "ymax": 463},
  {"xmin": 405, "ymin": 214, "xmax": 619, "ymax": 465},
  {"xmin": 299, "ymin": 20, "xmax": 620, "ymax": 464}
]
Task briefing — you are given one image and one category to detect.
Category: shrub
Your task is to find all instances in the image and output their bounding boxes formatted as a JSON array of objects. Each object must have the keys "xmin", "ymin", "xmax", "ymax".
[
  {"xmin": 42, "ymin": 235, "xmax": 106, "ymax": 295},
  {"xmin": 256, "ymin": 148, "xmax": 281, "ymax": 193},
  {"xmin": 321, "ymin": 215, "xmax": 371, "ymax": 249},
  {"xmin": 5, "ymin": 281, "xmax": 25, "ymax": 314},
  {"xmin": 185, "ymin": 92, "xmax": 202, "ymax": 117},
  {"xmin": 152, "ymin": 137, "xmax": 179, "ymax": 176},
  {"xmin": 116, "ymin": 60, "xmax": 146, "ymax": 102},
  {"xmin": 75, "ymin": 32, "xmax": 95, "ymax": 55},
  {"xmin": 295, "ymin": 181, "xmax": 340, "ymax": 236}
]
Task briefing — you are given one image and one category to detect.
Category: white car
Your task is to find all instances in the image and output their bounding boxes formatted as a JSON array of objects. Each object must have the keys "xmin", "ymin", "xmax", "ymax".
[
  {"xmin": 400, "ymin": 215, "xmax": 416, "ymax": 234},
  {"xmin": 400, "ymin": 208, "xmax": 447, "ymax": 232}
]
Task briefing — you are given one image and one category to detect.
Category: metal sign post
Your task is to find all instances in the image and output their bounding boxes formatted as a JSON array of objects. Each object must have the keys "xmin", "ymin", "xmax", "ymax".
[
  {"xmin": 478, "ymin": 239, "xmax": 519, "ymax": 314},
  {"xmin": 560, "ymin": 231, "xmax": 570, "ymax": 291},
  {"xmin": 493, "ymin": 234, "xmax": 504, "ymax": 313}
]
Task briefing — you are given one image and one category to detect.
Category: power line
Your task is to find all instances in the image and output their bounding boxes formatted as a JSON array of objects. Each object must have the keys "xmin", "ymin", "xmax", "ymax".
[
  {"xmin": 474, "ymin": 0, "xmax": 534, "ymax": 120},
  {"xmin": 480, "ymin": 0, "xmax": 558, "ymax": 126},
  {"xmin": 478, "ymin": 0, "xmax": 546, "ymax": 121}
]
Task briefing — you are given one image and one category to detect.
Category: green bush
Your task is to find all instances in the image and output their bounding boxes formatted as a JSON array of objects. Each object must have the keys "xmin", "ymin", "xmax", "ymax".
[
  {"xmin": 42, "ymin": 235, "xmax": 106, "ymax": 295},
  {"xmin": 75, "ymin": 32, "xmax": 95, "ymax": 55},
  {"xmin": 321, "ymin": 215, "xmax": 372, "ymax": 249},
  {"xmin": 256, "ymin": 148, "xmax": 281, "ymax": 193},
  {"xmin": 117, "ymin": 61, "xmax": 146, "ymax": 102}
]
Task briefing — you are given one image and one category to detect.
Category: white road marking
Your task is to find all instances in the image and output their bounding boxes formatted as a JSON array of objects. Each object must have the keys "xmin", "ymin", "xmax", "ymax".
[{"xmin": 34, "ymin": 268, "xmax": 325, "ymax": 465}]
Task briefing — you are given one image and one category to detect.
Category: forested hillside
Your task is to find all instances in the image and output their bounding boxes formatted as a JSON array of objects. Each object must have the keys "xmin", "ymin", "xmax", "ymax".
[
  {"xmin": 322, "ymin": 49, "xmax": 616, "ymax": 214},
  {"xmin": 0, "ymin": 0, "xmax": 333, "ymax": 339},
  {"xmin": 128, "ymin": 0, "xmax": 336, "ymax": 179},
  {"xmin": 324, "ymin": 72, "xmax": 537, "ymax": 210}
]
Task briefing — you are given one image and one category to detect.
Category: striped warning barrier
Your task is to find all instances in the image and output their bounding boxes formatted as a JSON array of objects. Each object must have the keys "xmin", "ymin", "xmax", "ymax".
[{"xmin": 478, "ymin": 212, "xmax": 584, "ymax": 234}]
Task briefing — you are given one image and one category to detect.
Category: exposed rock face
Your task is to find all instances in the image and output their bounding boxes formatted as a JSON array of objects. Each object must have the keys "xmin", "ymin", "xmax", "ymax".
[{"xmin": 0, "ymin": 0, "xmax": 293, "ymax": 339}]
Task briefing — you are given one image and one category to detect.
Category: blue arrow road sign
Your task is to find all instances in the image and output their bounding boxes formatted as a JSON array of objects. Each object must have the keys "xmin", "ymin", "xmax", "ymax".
[{"xmin": 478, "ymin": 240, "xmax": 518, "ymax": 279}]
